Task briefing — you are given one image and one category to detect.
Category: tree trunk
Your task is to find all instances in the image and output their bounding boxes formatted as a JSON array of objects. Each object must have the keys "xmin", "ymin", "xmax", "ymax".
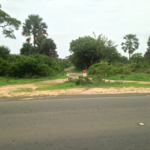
[
  {"xmin": 129, "ymin": 51, "xmax": 130, "ymax": 60},
  {"xmin": 33, "ymin": 35, "xmax": 35, "ymax": 55}
]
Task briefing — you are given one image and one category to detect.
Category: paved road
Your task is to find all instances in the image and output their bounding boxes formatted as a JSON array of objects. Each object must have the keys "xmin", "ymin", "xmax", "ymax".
[{"xmin": 0, "ymin": 94, "xmax": 150, "ymax": 150}]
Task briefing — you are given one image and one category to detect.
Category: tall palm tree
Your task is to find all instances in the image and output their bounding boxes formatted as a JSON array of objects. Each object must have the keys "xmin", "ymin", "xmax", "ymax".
[
  {"xmin": 22, "ymin": 15, "xmax": 48, "ymax": 54},
  {"xmin": 121, "ymin": 34, "xmax": 139, "ymax": 60}
]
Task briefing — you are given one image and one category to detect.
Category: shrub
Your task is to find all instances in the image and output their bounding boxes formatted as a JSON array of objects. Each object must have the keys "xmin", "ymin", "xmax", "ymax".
[
  {"xmin": 88, "ymin": 61, "xmax": 131, "ymax": 77},
  {"xmin": 0, "ymin": 58, "xmax": 10, "ymax": 76},
  {"xmin": 0, "ymin": 54, "xmax": 65, "ymax": 78},
  {"xmin": 88, "ymin": 61, "xmax": 116, "ymax": 77},
  {"xmin": 75, "ymin": 77, "xmax": 92, "ymax": 85},
  {"xmin": 0, "ymin": 45, "xmax": 10, "ymax": 59}
]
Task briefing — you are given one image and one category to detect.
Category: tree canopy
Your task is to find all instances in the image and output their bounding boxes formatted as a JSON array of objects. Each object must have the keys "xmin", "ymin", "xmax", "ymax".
[
  {"xmin": 0, "ymin": 45, "xmax": 10, "ymax": 58},
  {"xmin": 0, "ymin": 4, "xmax": 21, "ymax": 39},
  {"xmin": 22, "ymin": 14, "xmax": 48, "ymax": 54},
  {"xmin": 130, "ymin": 53, "xmax": 143, "ymax": 63},
  {"xmin": 144, "ymin": 36, "xmax": 150, "ymax": 59},
  {"xmin": 20, "ymin": 43, "xmax": 33, "ymax": 56},
  {"xmin": 69, "ymin": 36, "xmax": 98, "ymax": 69},
  {"xmin": 69, "ymin": 34, "xmax": 121, "ymax": 69},
  {"xmin": 121, "ymin": 34, "xmax": 139, "ymax": 60},
  {"xmin": 40, "ymin": 38, "xmax": 57, "ymax": 58}
]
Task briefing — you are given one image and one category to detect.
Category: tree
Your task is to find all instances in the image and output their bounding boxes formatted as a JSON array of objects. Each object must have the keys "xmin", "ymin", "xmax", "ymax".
[
  {"xmin": 144, "ymin": 37, "xmax": 150, "ymax": 59},
  {"xmin": 121, "ymin": 34, "xmax": 139, "ymax": 60},
  {"xmin": 94, "ymin": 33, "xmax": 119, "ymax": 63},
  {"xmin": 118, "ymin": 55, "xmax": 128, "ymax": 63},
  {"xmin": 69, "ymin": 36, "xmax": 98, "ymax": 69},
  {"xmin": 69, "ymin": 34, "xmax": 119, "ymax": 69},
  {"xmin": 40, "ymin": 38, "xmax": 57, "ymax": 57},
  {"xmin": 0, "ymin": 45, "xmax": 10, "ymax": 58},
  {"xmin": 20, "ymin": 43, "xmax": 33, "ymax": 56},
  {"xmin": 0, "ymin": 4, "xmax": 21, "ymax": 39},
  {"xmin": 22, "ymin": 15, "xmax": 48, "ymax": 54},
  {"xmin": 130, "ymin": 53, "xmax": 143, "ymax": 63}
]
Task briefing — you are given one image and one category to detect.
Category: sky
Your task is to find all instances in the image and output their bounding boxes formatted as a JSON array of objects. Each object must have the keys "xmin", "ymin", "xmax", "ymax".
[{"xmin": 0, "ymin": 0, "xmax": 150, "ymax": 59}]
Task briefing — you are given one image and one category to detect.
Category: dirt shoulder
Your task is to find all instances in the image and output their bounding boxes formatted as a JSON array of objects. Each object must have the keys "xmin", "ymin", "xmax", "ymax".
[{"xmin": 0, "ymin": 70, "xmax": 150, "ymax": 98}]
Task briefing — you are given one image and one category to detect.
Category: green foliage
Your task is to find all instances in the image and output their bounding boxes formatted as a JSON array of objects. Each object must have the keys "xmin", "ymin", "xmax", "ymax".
[
  {"xmin": 0, "ymin": 73, "xmax": 67, "ymax": 87},
  {"xmin": 129, "ymin": 59, "xmax": 150, "ymax": 73},
  {"xmin": 95, "ymin": 34, "xmax": 120, "ymax": 63},
  {"xmin": 20, "ymin": 43, "xmax": 33, "ymax": 55},
  {"xmin": 0, "ymin": 54, "xmax": 64, "ymax": 78},
  {"xmin": 20, "ymin": 43, "xmax": 40, "ymax": 55},
  {"xmin": 144, "ymin": 37, "xmax": 150, "ymax": 59},
  {"xmin": 69, "ymin": 34, "xmax": 123, "ymax": 69},
  {"xmin": 59, "ymin": 58, "xmax": 72, "ymax": 68},
  {"xmin": 75, "ymin": 77, "xmax": 92, "ymax": 85},
  {"xmin": 130, "ymin": 53, "xmax": 143, "ymax": 63},
  {"xmin": 0, "ymin": 58, "xmax": 9, "ymax": 76},
  {"xmin": 69, "ymin": 36, "xmax": 98, "ymax": 69},
  {"xmin": 144, "ymin": 49, "xmax": 150, "ymax": 59},
  {"xmin": 88, "ymin": 61, "xmax": 131, "ymax": 77},
  {"xmin": 147, "ymin": 36, "xmax": 150, "ymax": 51},
  {"xmin": 22, "ymin": 14, "xmax": 48, "ymax": 54},
  {"xmin": 36, "ymin": 75, "xmax": 150, "ymax": 91},
  {"xmin": 121, "ymin": 34, "xmax": 139, "ymax": 60},
  {"xmin": 107, "ymin": 73, "xmax": 150, "ymax": 81},
  {"xmin": 88, "ymin": 61, "xmax": 115, "ymax": 77},
  {"xmin": 0, "ymin": 4, "xmax": 21, "ymax": 39},
  {"xmin": 0, "ymin": 45, "xmax": 10, "ymax": 58},
  {"xmin": 71, "ymin": 67, "xmax": 83, "ymax": 73},
  {"xmin": 40, "ymin": 38, "xmax": 57, "ymax": 57},
  {"xmin": 118, "ymin": 55, "xmax": 128, "ymax": 63}
]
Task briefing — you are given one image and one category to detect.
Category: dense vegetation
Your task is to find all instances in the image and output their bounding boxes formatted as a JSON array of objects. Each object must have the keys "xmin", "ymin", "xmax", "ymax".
[
  {"xmin": 1, "ymin": 4, "xmax": 150, "ymax": 85},
  {"xmin": 69, "ymin": 34, "xmax": 128, "ymax": 69},
  {"xmin": 69, "ymin": 33, "xmax": 150, "ymax": 83},
  {"xmin": 0, "ymin": 5, "xmax": 71, "ymax": 79},
  {"xmin": 0, "ymin": 53, "xmax": 68, "ymax": 78}
]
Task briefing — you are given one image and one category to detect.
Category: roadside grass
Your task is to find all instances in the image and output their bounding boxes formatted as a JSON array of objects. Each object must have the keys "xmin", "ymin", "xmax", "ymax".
[
  {"xmin": 106, "ymin": 73, "xmax": 150, "ymax": 81},
  {"xmin": 36, "ymin": 79, "xmax": 150, "ymax": 91},
  {"xmin": 0, "ymin": 73, "xmax": 68, "ymax": 86},
  {"xmin": 13, "ymin": 88, "xmax": 33, "ymax": 93},
  {"xmin": 71, "ymin": 67, "xmax": 83, "ymax": 73}
]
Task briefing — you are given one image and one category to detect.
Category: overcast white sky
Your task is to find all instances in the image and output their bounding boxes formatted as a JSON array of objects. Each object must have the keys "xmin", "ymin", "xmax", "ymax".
[{"xmin": 1, "ymin": 0, "xmax": 150, "ymax": 58}]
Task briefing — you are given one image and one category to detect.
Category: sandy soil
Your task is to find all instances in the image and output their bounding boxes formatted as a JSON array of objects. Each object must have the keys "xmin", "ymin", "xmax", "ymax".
[{"xmin": 0, "ymin": 71, "xmax": 150, "ymax": 97}]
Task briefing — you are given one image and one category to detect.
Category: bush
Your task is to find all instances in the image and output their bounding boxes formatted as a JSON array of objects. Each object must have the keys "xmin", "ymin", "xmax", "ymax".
[
  {"xmin": 0, "ymin": 54, "xmax": 65, "ymax": 78},
  {"xmin": 88, "ymin": 61, "xmax": 115, "ymax": 77},
  {"xmin": 75, "ymin": 77, "xmax": 92, "ymax": 85},
  {"xmin": 88, "ymin": 61, "xmax": 131, "ymax": 77},
  {"xmin": 0, "ymin": 58, "xmax": 10, "ymax": 76}
]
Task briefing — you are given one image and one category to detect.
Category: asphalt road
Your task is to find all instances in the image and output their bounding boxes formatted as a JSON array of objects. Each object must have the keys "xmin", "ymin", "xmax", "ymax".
[{"xmin": 0, "ymin": 94, "xmax": 150, "ymax": 150}]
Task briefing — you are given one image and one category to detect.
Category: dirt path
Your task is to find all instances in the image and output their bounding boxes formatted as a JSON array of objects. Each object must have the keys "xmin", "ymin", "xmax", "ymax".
[
  {"xmin": 0, "ymin": 68, "xmax": 150, "ymax": 98},
  {"xmin": 104, "ymin": 79, "xmax": 150, "ymax": 84}
]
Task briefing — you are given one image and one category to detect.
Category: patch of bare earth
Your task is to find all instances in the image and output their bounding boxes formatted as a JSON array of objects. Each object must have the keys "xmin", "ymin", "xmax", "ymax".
[
  {"xmin": 0, "ymin": 70, "xmax": 150, "ymax": 97},
  {"xmin": 0, "ymin": 84, "xmax": 150, "ymax": 97}
]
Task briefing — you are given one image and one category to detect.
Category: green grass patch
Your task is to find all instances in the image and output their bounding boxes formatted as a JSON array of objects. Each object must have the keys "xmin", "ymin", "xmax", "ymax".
[
  {"xmin": 0, "ymin": 73, "xmax": 67, "ymax": 86},
  {"xmin": 13, "ymin": 88, "xmax": 33, "ymax": 93},
  {"xmin": 36, "ymin": 79, "xmax": 150, "ymax": 91},
  {"xmin": 106, "ymin": 73, "xmax": 150, "ymax": 81}
]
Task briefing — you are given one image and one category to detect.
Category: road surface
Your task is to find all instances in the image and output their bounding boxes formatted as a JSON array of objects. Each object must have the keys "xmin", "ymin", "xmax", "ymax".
[{"xmin": 0, "ymin": 94, "xmax": 150, "ymax": 150}]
